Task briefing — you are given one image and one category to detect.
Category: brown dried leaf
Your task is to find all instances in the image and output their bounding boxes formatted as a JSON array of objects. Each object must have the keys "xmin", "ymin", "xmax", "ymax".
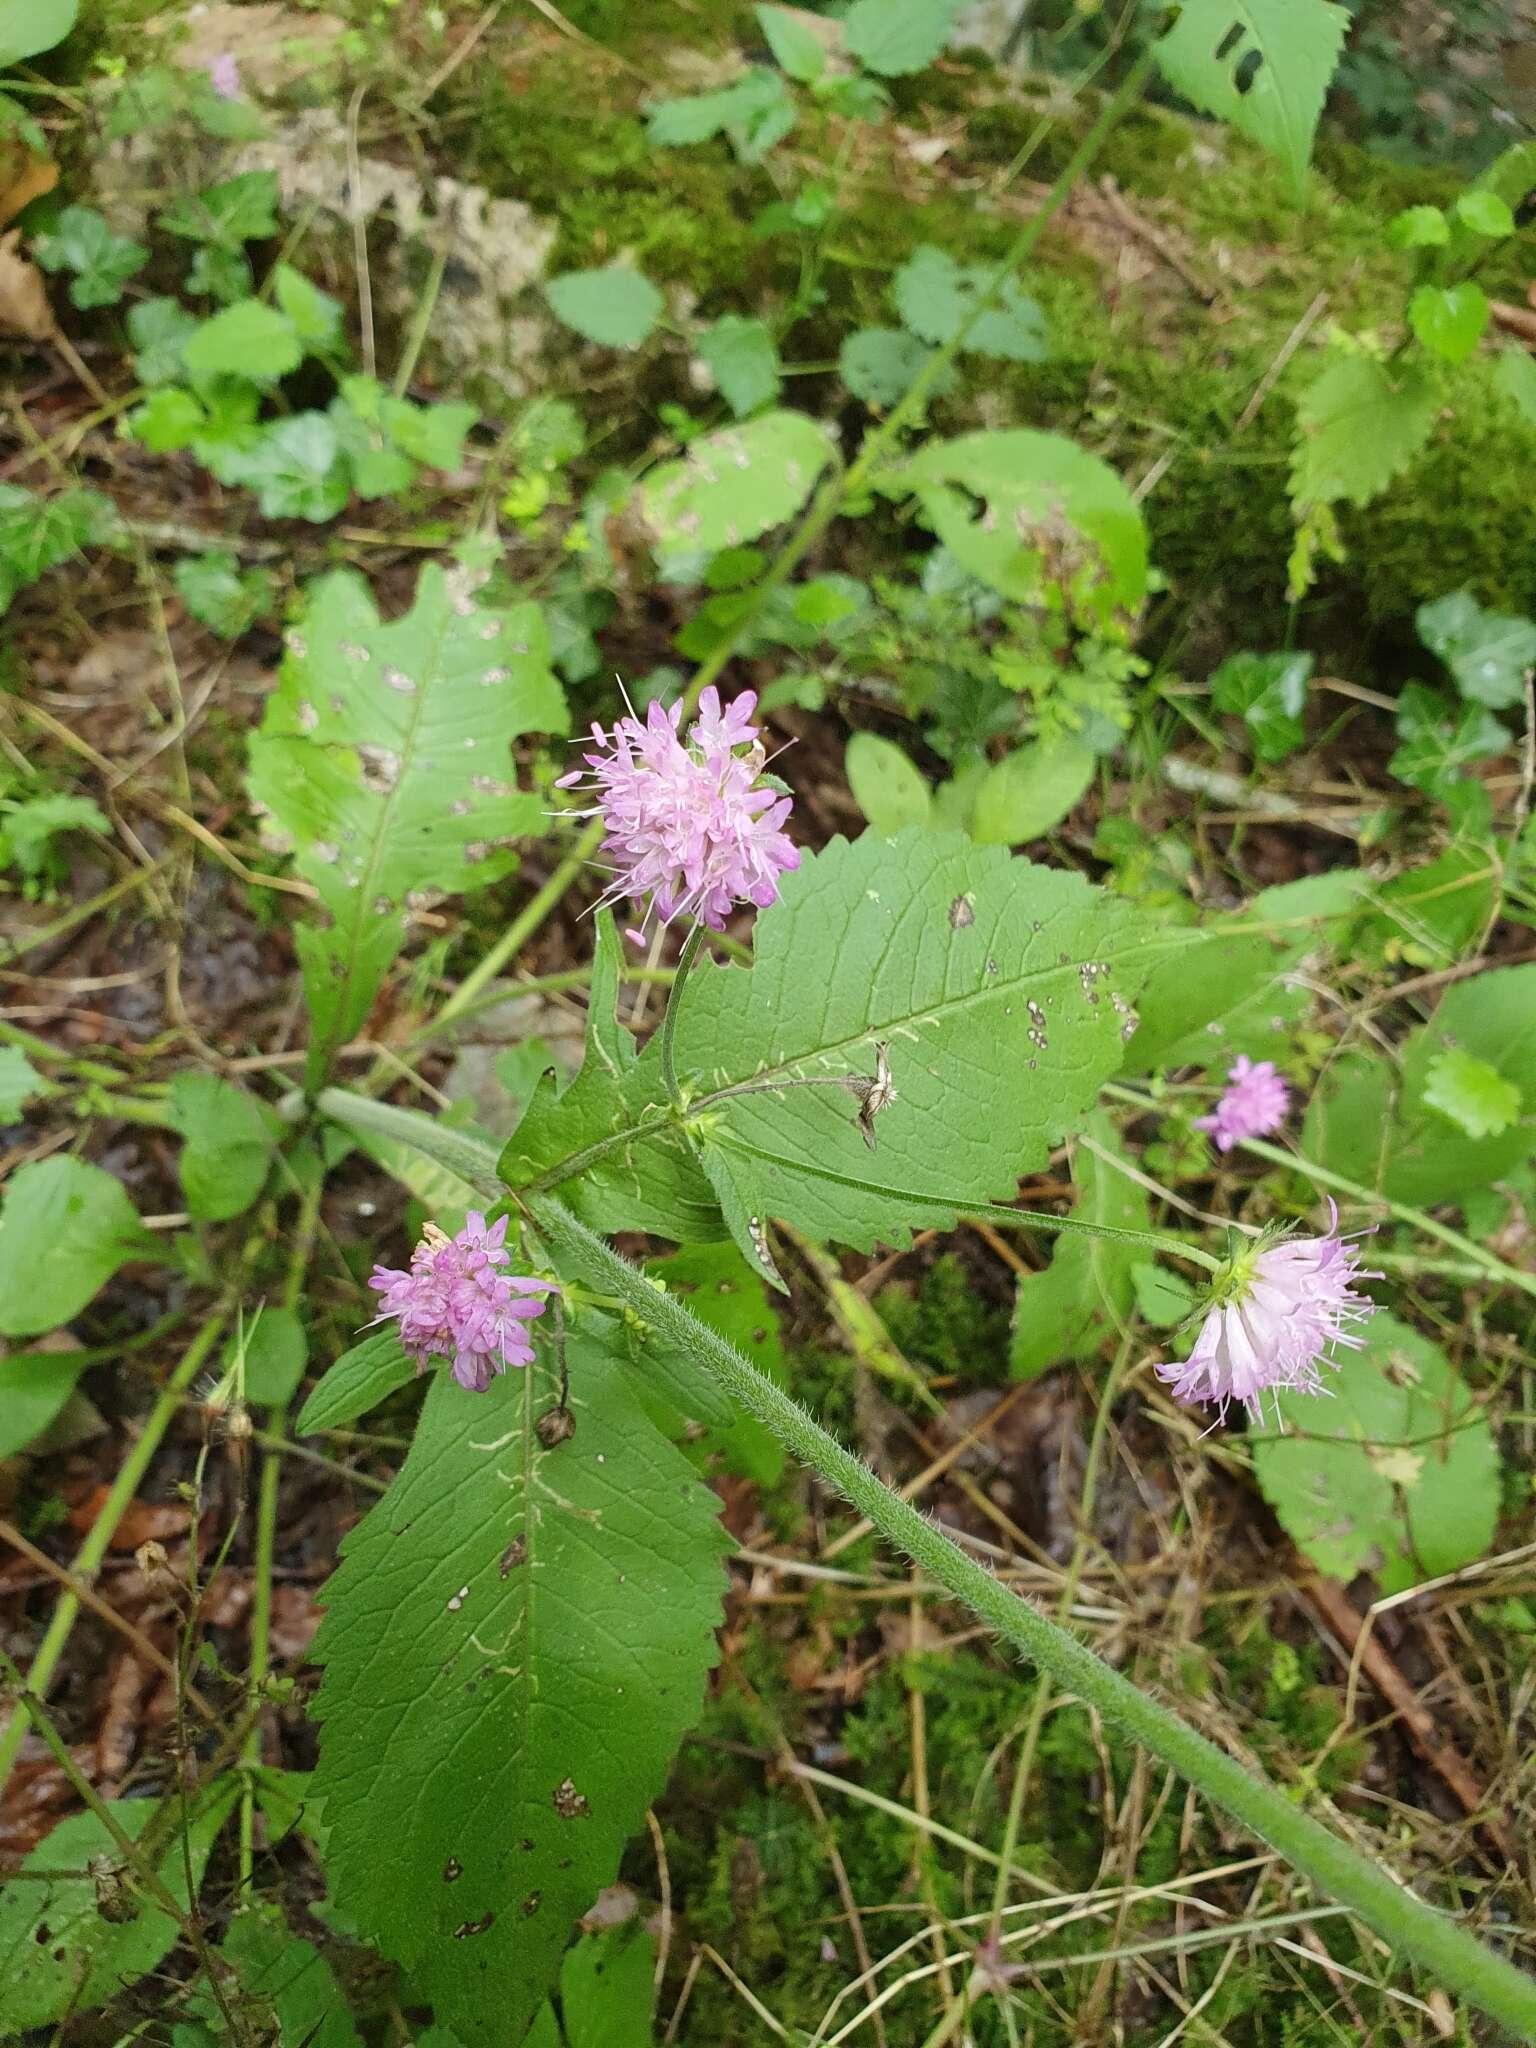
[
  {"xmin": 0, "ymin": 229, "xmax": 55, "ymax": 342},
  {"xmin": 0, "ymin": 145, "xmax": 57, "ymax": 228},
  {"xmin": 67, "ymin": 1484, "xmax": 190, "ymax": 1552}
]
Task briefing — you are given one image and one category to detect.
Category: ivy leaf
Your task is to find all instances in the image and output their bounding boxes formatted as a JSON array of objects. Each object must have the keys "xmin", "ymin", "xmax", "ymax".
[
  {"xmin": 1209, "ymin": 649, "xmax": 1312, "ymax": 761},
  {"xmin": 1252, "ymin": 1314, "xmax": 1499, "ymax": 1593},
  {"xmin": 638, "ymin": 410, "xmax": 835, "ymax": 553},
  {"xmin": 671, "ymin": 831, "xmax": 1160, "ymax": 1262},
  {"xmin": 1290, "ymin": 355, "xmax": 1437, "ymax": 509},
  {"xmin": 698, "ymin": 314, "xmax": 781, "ymax": 417},
  {"xmin": 895, "ymin": 430, "xmax": 1148, "ymax": 622},
  {"xmin": 308, "ymin": 1321, "xmax": 728, "ymax": 2046},
  {"xmin": 0, "ymin": 1780, "xmax": 236, "ymax": 2031},
  {"xmin": 1011, "ymin": 1113, "xmax": 1145, "ymax": 1376},
  {"xmin": 843, "ymin": 0, "xmax": 957, "ymax": 76},
  {"xmin": 158, "ymin": 169, "xmax": 278, "ymax": 247},
  {"xmin": 247, "ymin": 558, "xmax": 567, "ymax": 1083},
  {"xmin": 970, "ymin": 739, "xmax": 1095, "ymax": 844},
  {"xmin": 34, "ymin": 204, "xmax": 146, "ymax": 308},
  {"xmin": 545, "ymin": 265, "xmax": 662, "ymax": 349},
  {"xmin": 0, "ymin": 1157, "xmax": 154, "ymax": 1338},
  {"xmin": 1421, "ymin": 1047, "xmax": 1522, "ymax": 1140},
  {"xmin": 1408, "ymin": 281, "xmax": 1488, "ymax": 365},
  {"xmin": 1152, "ymin": 0, "xmax": 1349, "ymax": 198},
  {"xmin": 1388, "ymin": 681, "xmax": 1506, "ymax": 803},
  {"xmin": 297, "ymin": 1328, "xmax": 415, "ymax": 1434},
  {"xmin": 0, "ymin": 1044, "xmax": 49, "ymax": 1121},
  {"xmin": 839, "ymin": 327, "xmax": 940, "ymax": 407},
  {"xmin": 846, "ymin": 732, "xmax": 932, "ymax": 834},
  {"xmin": 1417, "ymin": 589, "xmax": 1536, "ymax": 710}
]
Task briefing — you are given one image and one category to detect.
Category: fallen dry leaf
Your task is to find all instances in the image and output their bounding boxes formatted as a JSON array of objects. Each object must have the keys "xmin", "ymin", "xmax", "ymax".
[
  {"xmin": 0, "ymin": 144, "xmax": 57, "ymax": 228},
  {"xmin": 68, "ymin": 1484, "xmax": 191, "ymax": 1551},
  {"xmin": 95, "ymin": 1649, "xmax": 152, "ymax": 1791},
  {"xmin": 267, "ymin": 1581, "xmax": 321, "ymax": 1661},
  {"xmin": 0, "ymin": 228, "xmax": 55, "ymax": 342}
]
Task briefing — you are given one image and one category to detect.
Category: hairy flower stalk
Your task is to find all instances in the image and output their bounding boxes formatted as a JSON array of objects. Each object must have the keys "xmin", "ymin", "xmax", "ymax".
[
  {"xmin": 555, "ymin": 685, "xmax": 798, "ymax": 938},
  {"xmin": 1196, "ymin": 1055, "xmax": 1290, "ymax": 1152},
  {"xmin": 1157, "ymin": 1204, "xmax": 1377, "ymax": 1421},
  {"xmin": 368, "ymin": 1212, "xmax": 555, "ymax": 1392}
]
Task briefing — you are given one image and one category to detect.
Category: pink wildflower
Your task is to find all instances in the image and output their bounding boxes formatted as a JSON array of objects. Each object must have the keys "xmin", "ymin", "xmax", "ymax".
[
  {"xmin": 555, "ymin": 685, "xmax": 799, "ymax": 936},
  {"xmin": 206, "ymin": 52, "xmax": 241, "ymax": 100},
  {"xmin": 1195, "ymin": 1055, "xmax": 1289, "ymax": 1153},
  {"xmin": 1155, "ymin": 1205, "xmax": 1377, "ymax": 1422},
  {"xmin": 368, "ymin": 1212, "xmax": 555, "ymax": 1393}
]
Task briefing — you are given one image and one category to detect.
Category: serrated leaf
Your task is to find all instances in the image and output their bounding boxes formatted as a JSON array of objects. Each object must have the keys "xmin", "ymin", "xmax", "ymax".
[
  {"xmin": 1421, "ymin": 1046, "xmax": 1522, "ymax": 1139},
  {"xmin": 843, "ymin": 0, "xmax": 956, "ymax": 76},
  {"xmin": 1252, "ymin": 1313, "xmax": 1498, "ymax": 1592},
  {"xmin": 1209, "ymin": 649, "xmax": 1312, "ymax": 762},
  {"xmin": 896, "ymin": 430, "xmax": 1147, "ymax": 621},
  {"xmin": 670, "ymin": 831, "xmax": 1160, "ymax": 1255},
  {"xmin": 545, "ymin": 265, "xmax": 662, "ymax": 349},
  {"xmin": 1289, "ymin": 355, "xmax": 1437, "ymax": 510},
  {"xmin": 1152, "ymin": 0, "xmax": 1349, "ymax": 198},
  {"xmin": 1408, "ymin": 281, "xmax": 1488, "ymax": 365},
  {"xmin": 309, "ymin": 1321, "xmax": 728, "ymax": 2046},
  {"xmin": 845, "ymin": 731, "xmax": 931, "ymax": 834},
  {"xmin": 892, "ymin": 244, "xmax": 1048, "ymax": 360},
  {"xmin": 158, "ymin": 169, "xmax": 278, "ymax": 247},
  {"xmin": 34, "ymin": 203, "xmax": 145, "ymax": 308},
  {"xmin": 0, "ymin": 1780, "xmax": 235, "ymax": 2030},
  {"xmin": 839, "ymin": 326, "xmax": 936, "ymax": 407},
  {"xmin": 182, "ymin": 298, "xmax": 301, "ymax": 383},
  {"xmin": 1417, "ymin": 589, "xmax": 1536, "ymax": 710},
  {"xmin": 1011, "ymin": 1113, "xmax": 1145, "ymax": 1376},
  {"xmin": 970, "ymin": 739, "xmax": 1095, "ymax": 844},
  {"xmin": 646, "ymin": 67, "xmax": 794, "ymax": 155},
  {"xmin": 0, "ymin": 1044, "xmax": 48, "ymax": 1121},
  {"xmin": 755, "ymin": 2, "xmax": 826, "ymax": 81},
  {"xmin": 698, "ymin": 314, "xmax": 781, "ymax": 417},
  {"xmin": 0, "ymin": 1156, "xmax": 153, "ymax": 1338},
  {"xmin": 297, "ymin": 1328, "xmax": 415, "ymax": 1434},
  {"xmin": 232, "ymin": 413, "xmax": 354, "ymax": 522},
  {"xmin": 169, "ymin": 1070, "xmax": 278, "ymax": 1221},
  {"xmin": 0, "ymin": 482, "xmax": 117, "ymax": 608},
  {"xmin": 247, "ymin": 560, "xmax": 567, "ymax": 1081},
  {"xmin": 639, "ymin": 409, "xmax": 834, "ymax": 553}
]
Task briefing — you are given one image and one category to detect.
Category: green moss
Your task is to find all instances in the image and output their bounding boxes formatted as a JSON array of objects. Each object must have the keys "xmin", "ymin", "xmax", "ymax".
[{"xmin": 875, "ymin": 1254, "xmax": 1010, "ymax": 1383}]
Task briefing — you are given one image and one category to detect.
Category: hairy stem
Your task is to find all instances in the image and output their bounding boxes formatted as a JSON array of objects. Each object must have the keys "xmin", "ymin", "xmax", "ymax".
[{"xmin": 531, "ymin": 1195, "xmax": 1536, "ymax": 2043}]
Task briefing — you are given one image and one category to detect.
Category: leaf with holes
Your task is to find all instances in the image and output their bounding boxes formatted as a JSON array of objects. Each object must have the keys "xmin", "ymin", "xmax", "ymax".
[
  {"xmin": 1289, "ymin": 355, "xmax": 1437, "ymax": 510},
  {"xmin": 0, "ymin": 1779, "xmax": 236, "ymax": 2030},
  {"xmin": 1252, "ymin": 1314, "xmax": 1498, "ymax": 1592},
  {"xmin": 1152, "ymin": 0, "xmax": 1350, "ymax": 198},
  {"xmin": 894, "ymin": 430, "xmax": 1147, "ymax": 624},
  {"xmin": 639, "ymin": 409, "xmax": 835, "ymax": 553},
  {"xmin": 308, "ymin": 1319, "xmax": 728, "ymax": 2047},
  {"xmin": 668, "ymin": 831, "xmax": 1162, "ymax": 1273},
  {"xmin": 247, "ymin": 557, "xmax": 567, "ymax": 1084}
]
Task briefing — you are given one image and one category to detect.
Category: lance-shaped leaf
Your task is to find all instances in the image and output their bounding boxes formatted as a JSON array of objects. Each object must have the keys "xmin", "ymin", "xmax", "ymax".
[
  {"xmin": 499, "ymin": 913, "xmax": 722, "ymax": 1245},
  {"xmin": 309, "ymin": 1320, "xmax": 728, "ymax": 2046},
  {"xmin": 670, "ymin": 831, "xmax": 1164, "ymax": 1271},
  {"xmin": 247, "ymin": 559, "xmax": 567, "ymax": 1080}
]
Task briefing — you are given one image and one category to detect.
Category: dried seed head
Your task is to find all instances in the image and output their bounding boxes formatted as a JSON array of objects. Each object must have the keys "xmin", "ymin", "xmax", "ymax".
[{"xmin": 535, "ymin": 1404, "xmax": 576, "ymax": 1448}]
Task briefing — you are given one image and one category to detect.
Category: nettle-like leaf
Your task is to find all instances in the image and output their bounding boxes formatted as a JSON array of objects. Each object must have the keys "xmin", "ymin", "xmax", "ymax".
[
  {"xmin": 697, "ymin": 314, "xmax": 781, "ymax": 417},
  {"xmin": 1252, "ymin": 1313, "xmax": 1498, "ymax": 1593},
  {"xmin": 544, "ymin": 265, "xmax": 663, "ymax": 350},
  {"xmin": 1011, "ymin": 1112, "xmax": 1146, "ymax": 1377},
  {"xmin": 638, "ymin": 410, "xmax": 835, "ymax": 553},
  {"xmin": 247, "ymin": 559, "xmax": 567, "ymax": 1080},
  {"xmin": 670, "ymin": 831, "xmax": 1163, "ymax": 1278},
  {"xmin": 893, "ymin": 244, "xmax": 1049, "ymax": 362},
  {"xmin": 843, "ymin": 0, "xmax": 957, "ymax": 76},
  {"xmin": 1290, "ymin": 355, "xmax": 1437, "ymax": 510},
  {"xmin": 1152, "ymin": 0, "xmax": 1349, "ymax": 199},
  {"xmin": 308, "ymin": 1321, "xmax": 729, "ymax": 2046},
  {"xmin": 893, "ymin": 431, "xmax": 1148, "ymax": 624},
  {"xmin": 839, "ymin": 326, "xmax": 941, "ymax": 408}
]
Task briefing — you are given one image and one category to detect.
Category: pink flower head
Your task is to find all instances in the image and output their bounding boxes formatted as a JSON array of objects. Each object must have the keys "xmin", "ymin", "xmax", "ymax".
[
  {"xmin": 1155, "ymin": 1205, "xmax": 1377, "ymax": 1423},
  {"xmin": 368, "ymin": 1212, "xmax": 556, "ymax": 1393},
  {"xmin": 555, "ymin": 684, "xmax": 799, "ymax": 937},
  {"xmin": 1195, "ymin": 1056, "xmax": 1290, "ymax": 1153},
  {"xmin": 206, "ymin": 52, "xmax": 241, "ymax": 100}
]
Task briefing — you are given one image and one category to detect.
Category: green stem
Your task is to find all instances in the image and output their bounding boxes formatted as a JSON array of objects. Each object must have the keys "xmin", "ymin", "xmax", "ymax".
[
  {"xmin": 0, "ymin": 1310, "xmax": 230, "ymax": 1803},
  {"xmin": 530, "ymin": 1195, "xmax": 1536, "ymax": 2044},
  {"xmin": 660, "ymin": 922, "xmax": 706, "ymax": 1108}
]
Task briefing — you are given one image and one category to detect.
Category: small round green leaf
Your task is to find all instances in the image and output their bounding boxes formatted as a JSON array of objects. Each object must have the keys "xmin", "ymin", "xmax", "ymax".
[
  {"xmin": 970, "ymin": 739, "xmax": 1095, "ymax": 845},
  {"xmin": 544, "ymin": 265, "xmax": 663, "ymax": 349},
  {"xmin": 1454, "ymin": 188, "xmax": 1515, "ymax": 239},
  {"xmin": 1408, "ymin": 281, "xmax": 1489, "ymax": 365},
  {"xmin": 845, "ymin": 732, "xmax": 932, "ymax": 834}
]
